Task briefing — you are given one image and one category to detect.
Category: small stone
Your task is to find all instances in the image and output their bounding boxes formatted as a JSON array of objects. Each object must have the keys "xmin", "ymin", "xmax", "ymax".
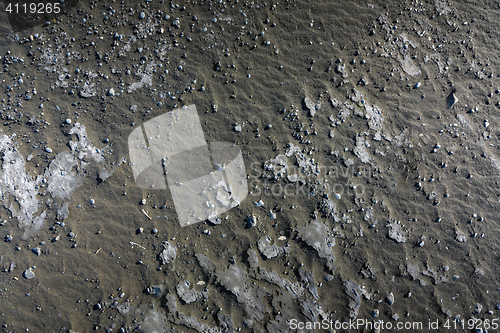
[
  {"xmin": 234, "ymin": 124, "xmax": 242, "ymax": 132},
  {"xmin": 140, "ymin": 199, "xmax": 146, "ymax": 205},
  {"xmin": 90, "ymin": 199, "xmax": 95, "ymax": 205},
  {"xmin": 139, "ymin": 12, "xmax": 146, "ymax": 19},
  {"xmin": 255, "ymin": 200, "xmax": 264, "ymax": 207},
  {"xmin": 65, "ymin": 119, "xmax": 72, "ymax": 124},
  {"xmin": 474, "ymin": 303, "xmax": 483, "ymax": 315},
  {"xmin": 152, "ymin": 228, "xmax": 158, "ymax": 234},
  {"xmin": 371, "ymin": 309, "xmax": 379, "ymax": 318},
  {"xmin": 45, "ymin": 147, "xmax": 53, "ymax": 153},
  {"xmin": 495, "ymin": 302, "xmax": 500, "ymax": 310},
  {"xmin": 446, "ymin": 92, "xmax": 458, "ymax": 109},
  {"xmin": 414, "ymin": 82, "xmax": 421, "ymax": 89},
  {"xmin": 246, "ymin": 215, "xmax": 257, "ymax": 228},
  {"xmin": 324, "ymin": 274, "xmax": 334, "ymax": 282},
  {"xmin": 334, "ymin": 193, "xmax": 341, "ymax": 200},
  {"xmin": 386, "ymin": 292, "xmax": 395, "ymax": 305},
  {"xmin": 32, "ymin": 247, "xmax": 41, "ymax": 256},
  {"xmin": 23, "ymin": 267, "xmax": 35, "ymax": 279},
  {"xmin": 107, "ymin": 88, "xmax": 115, "ymax": 96},
  {"xmin": 137, "ymin": 227, "xmax": 144, "ymax": 234}
]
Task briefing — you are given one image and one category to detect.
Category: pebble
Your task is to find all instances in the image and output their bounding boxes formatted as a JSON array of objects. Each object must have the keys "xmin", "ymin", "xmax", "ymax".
[
  {"xmin": 474, "ymin": 303, "xmax": 482, "ymax": 315},
  {"xmin": 246, "ymin": 215, "xmax": 257, "ymax": 228},
  {"xmin": 45, "ymin": 147, "xmax": 53, "ymax": 153},
  {"xmin": 65, "ymin": 119, "xmax": 72, "ymax": 124},
  {"xmin": 414, "ymin": 82, "xmax": 421, "ymax": 89},
  {"xmin": 139, "ymin": 12, "xmax": 146, "ymax": 19},
  {"xmin": 386, "ymin": 292, "xmax": 395, "ymax": 305},
  {"xmin": 107, "ymin": 88, "xmax": 115, "ymax": 96},
  {"xmin": 141, "ymin": 199, "xmax": 147, "ymax": 205},
  {"xmin": 255, "ymin": 200, "xmax": 264, "ymax": 207},
  {"xmin": 371, "ymin": 309, "xmax": 379, "ymax": 318},
  {"xmin": 152, "ymin": 228, "xmax": 158, "ymax": 234},
  {"xmin": 90, "ymin": 199, "xmax": 95, "ymax": 205},
  {"xmin": 23, "ymin": 267, "xmax": 35, "ymax": 279},
  {"xmin": 446, "ymin": 92, "xmax": 458, "ymax": 109},
  {"xmin": 32, "ymin": 247, "xmax": 41, "ymax": 256}
]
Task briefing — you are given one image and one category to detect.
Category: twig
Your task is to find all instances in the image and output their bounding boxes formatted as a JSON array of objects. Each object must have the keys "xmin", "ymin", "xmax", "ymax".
[
  {"xmin": 141, "ymin": 209, "xmax": 152, "ymax": 220},
  {"xmin": 94, "ymin": 248, "xmax": 101, "ymax": 255},
  {"xmin": 130, "ymin": 241, "xmax": 146, "ymax": 249}
]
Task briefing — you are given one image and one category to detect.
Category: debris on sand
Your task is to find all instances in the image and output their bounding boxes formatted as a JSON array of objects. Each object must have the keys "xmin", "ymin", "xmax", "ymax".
[
  {"xmin": 216, "ymin": 263, "xmax": 269, "ymax": 320},
  {"xmin": 296, "ymin": 220, "xmax": 336, "ymax": 271},
  {"xmin": 257, "ymin": 236, "xmax": 285, "ymax": 259},
  {"xmin": 159, "ymin": 241, "xmax": 177, "ymax": 264},
  {"xmin": 344, "ymin": 280, "xmax": 372, "ymax": 319},
  {"xmin": 354, "ymin": 136, "xmax": 371, "ymax": 164},
  {"xmin": 176, "ymin": 280, "xmax": 207, "ymax": 304},
  {"xmin": 386, "ymin": 221, "xmax": 406, "ymax": 243},
  {"xmin": 303, "ymin": 96, "xmax": 320, "ymax": 117}
]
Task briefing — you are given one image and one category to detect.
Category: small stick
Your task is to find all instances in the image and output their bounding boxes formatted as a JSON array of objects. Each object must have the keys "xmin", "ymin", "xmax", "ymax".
[
  {"xmin": 94, "ymin": 248, "xmax": 101, "ymax": 255},
  {"xmin": 130, "ymin": 241, "xmax": 146, "ymax": 249},
  {"xmin": 141, "ymin": 209, "xmax": 152, "ymax": 220}
]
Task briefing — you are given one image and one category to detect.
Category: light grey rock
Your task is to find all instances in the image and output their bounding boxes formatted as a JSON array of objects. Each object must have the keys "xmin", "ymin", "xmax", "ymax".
[
  {"xmin": 296, "ymin": 220, "xmax": 336, "ymax": 271},
  {"xmin": 386, "ymin": 292, "xmax": 395, "ymax": 305},
  {"xmin": 303, "ymin": 97, "xmax": 316, "ymax": 117},
  {"xmin": 23, "ymin": 267, "xmax": 35, "ymax": 279},
  {"xmin": 158, "ymin": 241, "xmax": 176, "ymax": 264},
  {"xmin": 474, "ymin": 303, "xmax": 483, "ymax": 315},
  {"xmin": 354, "ymin": 136, "xmax": 371, "ymax": 164},
  {"xmin": 344, "ymin": 280, "xmax": 363, "ymax": 319},
  {"xmin": 387, "ymin": 221, "xmax": 406, "ymax": 243},
  {"xmin": 216, "ymin": 263, "xmax": 268, "ymax": 320},
  {"xmin": 257, "ymin": 236, "xmax": 283, "ymax": 259},
  {"xmin": 299, "ymin": 268, "xmax": 319, "ymax": 300},
  {"xmin": 57, "ymin": 202, "xmax": 69, "ymax": 221},
  {"xmin": 165, "ymin": 293, "xmax": 177, "ymax": 314},
  {"xmin": 176, "ymin": 280, "xmax": 207, "ymax": 304},
  {"xmin": 195, "ymin": 253, "xmax": 215, "ymax": 273}
]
